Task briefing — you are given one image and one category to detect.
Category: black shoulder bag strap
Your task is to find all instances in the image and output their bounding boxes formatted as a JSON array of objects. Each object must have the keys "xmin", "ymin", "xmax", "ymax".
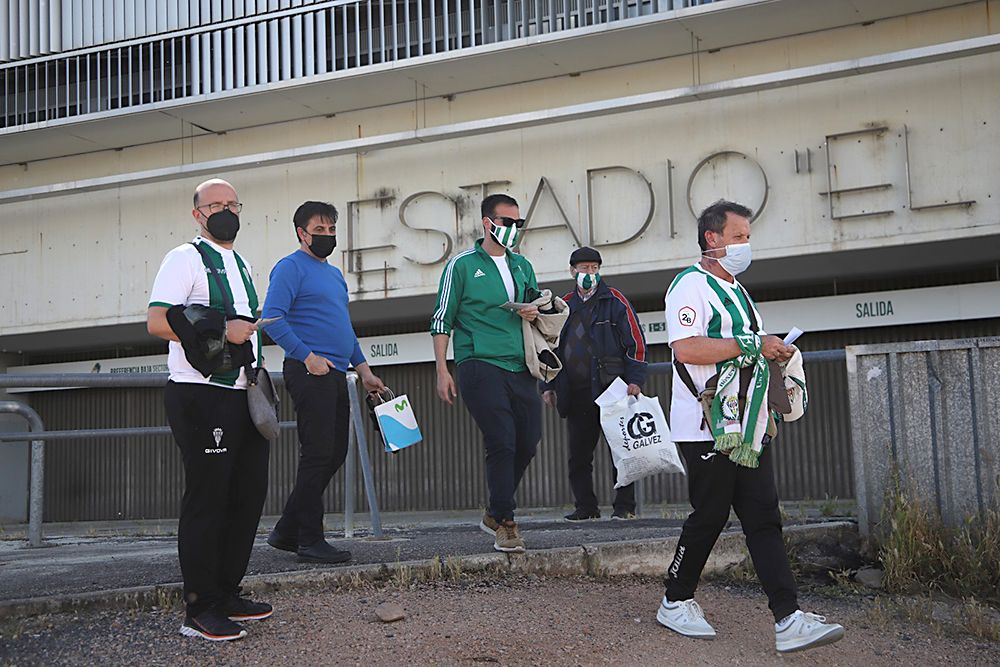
[
  {"xmin": 672, "ymin": 281, "xmax": 759, "ymax": 399},
  {"xmin": 190, "ymin": 241, "xmax": 258, "ymax": 383},
  {"xmin": 735, "ymin": 283, "xmax": 759, "ymax": 333}
]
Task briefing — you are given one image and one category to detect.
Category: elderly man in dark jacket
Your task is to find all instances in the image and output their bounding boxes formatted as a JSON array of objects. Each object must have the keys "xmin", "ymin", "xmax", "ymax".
[{"xmin": 541, "ymin": 247, "xmax": 648, "ymax": 521}]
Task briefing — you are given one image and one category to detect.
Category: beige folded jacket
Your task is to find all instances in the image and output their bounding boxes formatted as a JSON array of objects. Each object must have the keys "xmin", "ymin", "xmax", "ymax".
[{"xmin": 521, "ymin": 289, "xmax": 569, "ymax": 382}]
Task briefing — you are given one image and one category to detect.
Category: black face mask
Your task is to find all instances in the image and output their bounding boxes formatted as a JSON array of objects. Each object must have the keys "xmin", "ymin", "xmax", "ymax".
[
  {"xmin": 303, "ymin": 232, "xmax": 337, "ymax": 258},
  {"xmin": 205, "ymin": 209, "xmax": 240, "ymax": 242}
]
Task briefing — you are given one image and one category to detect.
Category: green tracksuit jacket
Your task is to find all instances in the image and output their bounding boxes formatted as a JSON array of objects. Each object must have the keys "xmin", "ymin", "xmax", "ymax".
[{"xmin": 430, "ymin": 239, "xmax": 538, "ymax": 372}]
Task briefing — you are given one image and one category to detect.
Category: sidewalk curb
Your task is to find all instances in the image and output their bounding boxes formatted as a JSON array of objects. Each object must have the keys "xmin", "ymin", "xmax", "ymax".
[{"xmin": 0, "ymin": 521, "xmax": 857, "ymax": 622}]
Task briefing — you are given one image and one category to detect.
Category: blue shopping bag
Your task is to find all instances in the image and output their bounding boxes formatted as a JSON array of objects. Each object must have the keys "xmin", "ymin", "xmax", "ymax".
[{"xmin": 371, "ymin": 389, "xmax": 423, "ymax": 453}]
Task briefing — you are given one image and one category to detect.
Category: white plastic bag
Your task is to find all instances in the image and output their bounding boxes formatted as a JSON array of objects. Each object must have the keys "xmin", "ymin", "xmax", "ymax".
[{"xmin": 596, "ymin": 379, "xmax": 684, "ymax": 487}]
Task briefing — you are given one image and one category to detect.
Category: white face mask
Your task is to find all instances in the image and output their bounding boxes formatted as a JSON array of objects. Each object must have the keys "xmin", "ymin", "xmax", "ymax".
[{"xmin": 704, "ymin": 242, "xmax": 752, "ymax": 276}]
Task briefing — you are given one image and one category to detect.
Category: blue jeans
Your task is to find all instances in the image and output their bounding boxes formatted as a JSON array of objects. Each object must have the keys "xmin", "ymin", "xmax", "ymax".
[{"xmin": 457, "ymin": 360, "xmax": 542, "ymax": 522}]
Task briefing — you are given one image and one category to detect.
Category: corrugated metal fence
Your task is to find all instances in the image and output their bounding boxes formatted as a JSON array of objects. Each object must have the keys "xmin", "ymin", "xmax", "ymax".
[{"xmin": 32, "ymin": 344, "xmax": 853, "ymax": 521}]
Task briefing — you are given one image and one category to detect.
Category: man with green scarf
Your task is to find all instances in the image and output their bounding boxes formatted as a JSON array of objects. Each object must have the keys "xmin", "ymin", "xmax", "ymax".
[{"xmin": 656, "ymin": 200, "xmax": 844, "ymax": 654}]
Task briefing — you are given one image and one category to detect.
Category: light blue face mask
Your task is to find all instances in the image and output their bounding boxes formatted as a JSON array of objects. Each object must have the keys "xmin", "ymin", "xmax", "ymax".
[{"xmin": 705, "ymin": 243, "xmax": 752, "ymax": 276}]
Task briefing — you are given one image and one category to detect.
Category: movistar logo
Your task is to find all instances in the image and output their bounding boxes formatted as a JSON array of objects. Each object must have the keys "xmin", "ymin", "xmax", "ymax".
[{"xmin": 395, "ymin": 400, "xmax": 408, "ymax": 412}]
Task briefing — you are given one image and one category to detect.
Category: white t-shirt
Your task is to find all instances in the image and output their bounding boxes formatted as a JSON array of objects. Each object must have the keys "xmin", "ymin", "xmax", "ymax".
[
  {"xmin": 148, "ymin": 237, "xmax": 261, "ymax": 389},
  {"xmin": 664, "ymin": 264, "xmax": 766, "ymax": 442},
  {"xmin": 491, "ymin": 255, "xmax": 516, "ymax": 301}
]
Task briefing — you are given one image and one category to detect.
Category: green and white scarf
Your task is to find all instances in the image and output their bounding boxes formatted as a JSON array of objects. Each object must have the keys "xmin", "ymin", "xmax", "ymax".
[{"xmin": 704, "ymin": 275, "xmax": 770, "ymax": 468}]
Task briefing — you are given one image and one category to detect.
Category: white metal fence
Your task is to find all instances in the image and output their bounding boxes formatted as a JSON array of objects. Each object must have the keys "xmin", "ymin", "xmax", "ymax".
[{"xmin": 1, "ymin": 0, "xmax": 720, "ymax": 129}]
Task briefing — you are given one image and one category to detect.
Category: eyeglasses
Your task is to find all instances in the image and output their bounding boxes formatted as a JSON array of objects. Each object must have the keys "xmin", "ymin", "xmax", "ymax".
[
  {"xmin": 492, "ymin": 216, "xmax": 526, "ymax": 228},
  {"xmin": 197, "ymin": 202, "xmax": 243, "ymax": 215}
]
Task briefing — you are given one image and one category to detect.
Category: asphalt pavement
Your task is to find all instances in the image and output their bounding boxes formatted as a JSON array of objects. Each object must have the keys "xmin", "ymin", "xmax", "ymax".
[{"xmin": 0, "ymin": 509, "xmax": 692, "ymax": 603}]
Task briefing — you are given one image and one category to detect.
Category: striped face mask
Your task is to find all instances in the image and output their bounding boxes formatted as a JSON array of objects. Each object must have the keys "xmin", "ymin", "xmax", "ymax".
[
  {"xmin": 576, "ymin": 271, "xmax": 600, "ymax": 290},
  {"xmin": 489, "ymin": 221, "xmax": 520, "ymax": 249}
]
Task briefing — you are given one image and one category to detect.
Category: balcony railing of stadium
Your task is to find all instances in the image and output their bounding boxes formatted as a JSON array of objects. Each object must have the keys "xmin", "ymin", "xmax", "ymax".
[{"xmin": 0, "ymin": 0, "xmax": 721, "ymax": 132}]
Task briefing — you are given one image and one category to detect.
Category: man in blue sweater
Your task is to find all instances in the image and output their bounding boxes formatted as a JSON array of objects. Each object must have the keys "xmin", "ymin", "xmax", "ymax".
[{"xmin": 262, "ymin": 201, "xmax": 385, "ymax": 564}]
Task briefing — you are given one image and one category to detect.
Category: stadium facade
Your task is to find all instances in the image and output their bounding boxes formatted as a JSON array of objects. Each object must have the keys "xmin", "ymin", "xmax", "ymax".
[{"xmin": 1, "ymin": 0, "xmax": 998, "ymax": 523}]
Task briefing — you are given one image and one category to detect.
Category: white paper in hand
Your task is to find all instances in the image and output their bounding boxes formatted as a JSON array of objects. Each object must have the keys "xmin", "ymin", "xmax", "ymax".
[
  {"xmin": 499, "ymin": 301, "xmax": 533, "ymax": 312},
  {"xmin": 595, "ymin": 377, "xmax": 629, "ymax": 407},
  {"xmin": 783, "ymin": 327, "xmax": 804, "ymax": 346}
]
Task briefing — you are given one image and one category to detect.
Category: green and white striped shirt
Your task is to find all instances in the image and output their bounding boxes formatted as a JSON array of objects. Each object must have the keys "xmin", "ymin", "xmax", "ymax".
[
  {"xmin": 149, "ymin": 236, "xmax": 261, "ymax": 389},
  {"xmin": 664, "ymin": 264, "xmax": 766, "ymax": 442}
]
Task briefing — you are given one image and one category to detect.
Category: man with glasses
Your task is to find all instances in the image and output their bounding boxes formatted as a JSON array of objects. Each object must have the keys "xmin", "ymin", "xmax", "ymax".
[
  {"xmin": 262, "ymin": 201, "xmax": 385, "ymax": 564},
  {"xmin": 147, "ymin": 178, "xmax": 271, "ymax": 642},
  {"xmin": 431, "ymin": 194, "xmax": 542, "ymax": 553}
]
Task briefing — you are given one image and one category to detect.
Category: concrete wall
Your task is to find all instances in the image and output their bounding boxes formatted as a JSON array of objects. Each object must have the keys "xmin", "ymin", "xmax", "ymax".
[{"xmin": 847, "ymin": 337, "xmax": 1000, "ymax": 536}]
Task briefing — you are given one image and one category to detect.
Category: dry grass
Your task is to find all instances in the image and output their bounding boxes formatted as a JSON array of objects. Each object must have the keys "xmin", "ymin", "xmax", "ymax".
[
  {"xmin": 877, "ymin": 483, "xmax": 1000, "ymax": 602},
  {"xmin": 869, "ymin": 479, "xmax": 1000, "ymax": 642}
]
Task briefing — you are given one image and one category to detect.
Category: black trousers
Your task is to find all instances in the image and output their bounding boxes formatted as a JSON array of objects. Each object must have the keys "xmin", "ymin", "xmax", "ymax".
[
  {"xmin": 274, "ymin": 358, "xmax": 351, "ymax": 546},
  {"xmin": 457, "ymin": 360, "xmax": 542, "ymax": 522},
  {"xmin": 664, "ymin": 441, "xmax": 799, "ymax": 622},
  {"xmin": 565, "ymin": 390, "xmax": 635, "ymax": 514},
  {"xmin": 164, "ymin": 381, "xmax": 270, "ymax": 617}
]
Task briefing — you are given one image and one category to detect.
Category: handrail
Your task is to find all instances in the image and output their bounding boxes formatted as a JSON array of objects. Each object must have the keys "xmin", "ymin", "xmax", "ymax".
[
  {"xmin": 0, "ymin": 371, "xmax": 383, "ymax": 545},
  {"xmin": 0, "ymin": 401, "xmax": 44, "ymax": 547}
]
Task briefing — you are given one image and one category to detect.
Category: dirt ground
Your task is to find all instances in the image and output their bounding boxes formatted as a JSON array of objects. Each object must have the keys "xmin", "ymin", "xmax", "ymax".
[{"xmin": 2, "ymin": 574, "xmax": 998, "ymax": 666}]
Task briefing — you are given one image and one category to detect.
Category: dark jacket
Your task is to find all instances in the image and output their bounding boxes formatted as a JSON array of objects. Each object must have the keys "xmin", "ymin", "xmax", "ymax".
[{"xmin": 542, "ymin": 281, "xmax": 648, "ymax": 418}]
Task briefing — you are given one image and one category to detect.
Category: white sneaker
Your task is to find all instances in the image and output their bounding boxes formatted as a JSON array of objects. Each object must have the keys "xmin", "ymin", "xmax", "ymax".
[
  {"xmin": 656, "ymin": 597, "xmax": 716, "ymax": 639},
  {"xmin": 775, "ymin": 610, "xmax": 845, "ymax": 653}
]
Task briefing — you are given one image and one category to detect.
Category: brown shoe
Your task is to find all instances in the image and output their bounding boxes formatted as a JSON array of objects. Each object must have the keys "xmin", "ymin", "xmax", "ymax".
[
  {"xmin": 494, "ymin": 520, "xmax": 526, "ymax": 553},
  {"xmin": 479, "ymin": 512, "xmax": 500, "ymax": 536}
]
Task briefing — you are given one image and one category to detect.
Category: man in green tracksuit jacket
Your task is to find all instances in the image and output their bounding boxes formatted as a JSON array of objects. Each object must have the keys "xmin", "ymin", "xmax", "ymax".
[{"xmin": 431, "ymin": 194, "xmax": 541, "ymax": 554}]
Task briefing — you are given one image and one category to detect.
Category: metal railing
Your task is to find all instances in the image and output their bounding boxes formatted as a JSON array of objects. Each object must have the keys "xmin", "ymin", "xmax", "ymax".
[
  {"xmin": 0, "ymin": 400, "xmax": 44, "ymax": 547},
  {"xmin": 0, "ymin": 371, "xmax": 383, "ymax": 546},
  {"xmin": 0, "ymin": 347, "xmax": 843, "ymax": 546},
  {"xmin": 2, "ymin": 0, "xmax": 720, "ymax": 130}
]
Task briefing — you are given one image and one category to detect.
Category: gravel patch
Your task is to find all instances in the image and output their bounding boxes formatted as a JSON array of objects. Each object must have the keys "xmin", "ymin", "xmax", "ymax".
[{"xmin": 2, "ymin": 574, "xmax": 998, "ymax": 666}]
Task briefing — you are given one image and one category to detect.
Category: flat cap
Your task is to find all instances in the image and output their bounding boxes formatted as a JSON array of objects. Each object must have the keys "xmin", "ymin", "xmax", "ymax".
[{"xmin": 569, "ymin": 246, "xmax": 602, "ymax": 266}]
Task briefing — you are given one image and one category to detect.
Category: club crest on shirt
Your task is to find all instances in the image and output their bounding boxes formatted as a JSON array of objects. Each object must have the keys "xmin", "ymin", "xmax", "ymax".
[{"xmin": 678, "ymin": 306, "xmax": 696, "ymax": 327}]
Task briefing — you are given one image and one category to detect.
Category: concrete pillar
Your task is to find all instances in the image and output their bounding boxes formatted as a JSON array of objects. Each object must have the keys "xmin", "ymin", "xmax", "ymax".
[{"xmin": 847, "ymin": 337, "xmax": 1000, "ymax": 536}]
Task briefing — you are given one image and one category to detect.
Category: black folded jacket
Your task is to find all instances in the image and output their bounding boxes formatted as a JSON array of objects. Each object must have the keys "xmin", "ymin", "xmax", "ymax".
[{"xmin": 166, "ymin": 304, "xmax": 255, "ymax": 377}]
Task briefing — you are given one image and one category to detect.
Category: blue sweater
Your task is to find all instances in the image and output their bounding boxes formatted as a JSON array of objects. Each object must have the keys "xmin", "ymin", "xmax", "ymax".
[{"xmin": 262, "ymin": 250, "xmax": 366, "ymax": 370}]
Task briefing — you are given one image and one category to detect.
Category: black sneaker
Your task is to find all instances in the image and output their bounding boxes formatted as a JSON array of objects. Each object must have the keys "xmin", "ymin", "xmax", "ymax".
[
  {"xmin": 267, "ymin": 527, "xmax": 298, "ymax": 553},
  {"xmin": 564, "ymin": 508, "xmax": 601, "ymax": 521},
  {"xmin": 611, "ymin": 510, "xmax": 637, "ymax": 520},
  {"xmin": 224, "ymin": 593, "xmax": 273, "ymax": 621},
  {"xmin": 297, "ymin": 540, "xmax": 352, "ymax": 564},
  {"xmin": 179, "ymin": 609, "xmax": 247, "ymax": 642}
]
